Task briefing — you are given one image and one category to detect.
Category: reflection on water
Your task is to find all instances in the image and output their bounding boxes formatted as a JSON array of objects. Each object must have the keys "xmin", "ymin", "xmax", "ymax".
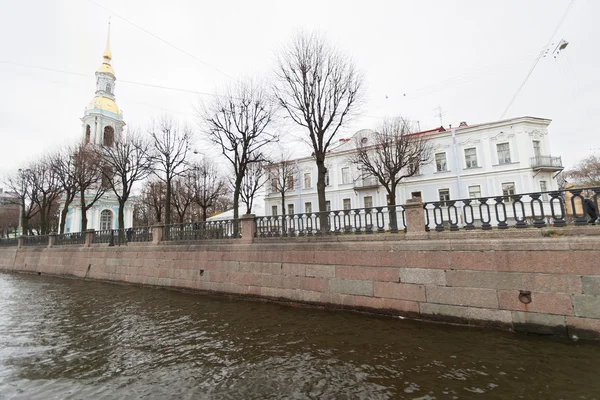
[{"xmin": 0, "ymin": 272, "xmax": 599, "ymax": 399}]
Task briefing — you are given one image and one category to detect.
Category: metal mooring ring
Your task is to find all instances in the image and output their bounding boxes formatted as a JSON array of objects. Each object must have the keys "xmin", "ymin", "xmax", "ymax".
[{"xmin": 518, "ymin": 291, "xmax": 532, "ymax": 304}]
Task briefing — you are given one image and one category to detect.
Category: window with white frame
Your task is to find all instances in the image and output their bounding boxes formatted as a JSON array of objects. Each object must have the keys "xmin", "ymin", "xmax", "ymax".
[
  {"xmin": 303, "ymin": 172, "xmax": 312, "ymax": 189},
  {"xmin": 305, "ymin": 202, "xmax": 312, "ymax": 213},
  {"xmin": 411, "ymin": 191, "xmax": 422, "ymax": 199},
  {"xmin": 502, "ymin": 182, "xmax": 516, "ymax": 202},
  {"xmin": 324, "ymin": 170, "xmax": 330, "ymax": 186},
  {"xmin": 287, "ymin": 204, "xmax": 294, "ymax": 215},
  {"xmin": 271, "ymin": 178, "xmax": 277, "ymax": 192},
  {"xmin": 271, "ymin": 205, "xmax": 278, "ymax": 216},
  {"xmin": 468, "ymin": 185, "xmax": 482, "ymax": 199},
  {"xmin": 438, "ymin": 189, "xmax": 450, "ymax": 206},
  {"xmin": 343, "ymin": 198, "xmax": 351, "ymax": 210},
  {"xmin": 364, "ymin": 196, "xmax": 373, "ymax": 209},
  {"xmin": 496, "ymin": 143, "xmax": 511, "ymax": 164},
  {"xmin": 287, "ymin": 176, "xmax": 294, "ymax": 190},
  {"xmin": 464, "ymin": 148, "xmax": 478, "ymax": 168},
  {"xmin": 341, "ymin": 167, "xmax": 351, "ymax": 184},
  {"xmin": 100, "ymin": 210, "xmax": 112, "ymax": 230},
  {"xmin": 533, "ymin": 140, "xmax": 541, "ymax": 158},
  {"xmin": 435, "ymin": 152, "xmax": 447, "ymax": 172},
  {"xmin": 325, "ymin": 200, "xmax": 331, "ymax": 211},
  {"xmin": 540, "ymin": 180, "xmax": 548, "ymax": 201}
]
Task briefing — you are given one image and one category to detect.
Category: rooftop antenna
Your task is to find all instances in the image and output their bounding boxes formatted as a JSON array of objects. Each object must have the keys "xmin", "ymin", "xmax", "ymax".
[{"xmin": 433, "ymin": 106, "xmax": 446, "ymax": 126}]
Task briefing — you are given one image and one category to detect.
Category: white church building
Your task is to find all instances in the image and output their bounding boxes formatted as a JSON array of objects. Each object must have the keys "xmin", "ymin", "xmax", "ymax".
[
  {"xmin": 59, "ymin": 26, "xmax": 134, "ymax": 233},
  {"xmin": 264, "ymin": 116, "xmax": 563, "ymax": 216}
]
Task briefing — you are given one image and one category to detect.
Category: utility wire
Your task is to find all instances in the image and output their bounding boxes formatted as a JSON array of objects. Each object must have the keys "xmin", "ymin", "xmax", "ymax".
[
  {"xmin": 500, "ymin": 0, "xmax": 576, "ymax": 119},
  {"xmin": 88, "ymin": 0, "xmax": 236, "ymax": 81}
]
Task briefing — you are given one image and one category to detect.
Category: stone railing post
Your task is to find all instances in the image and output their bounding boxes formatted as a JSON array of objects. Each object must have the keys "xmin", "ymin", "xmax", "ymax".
[
  {"xmin": 84, "ymin": 229, "xmax": 95, "ymax": 247},
  {"xmin": 241, "ymin": 214, "xmax": 256, "ymax": 244},
  {"xmin": 152, "ymin": 224, "xmax": 165, "ymax": 244},
  {"xmin": 17, "ymin": 235, "xmax": 24, "ymax": 248},
  {"xmin": 404, "ymin": 198, "xmax": 428, "ymax": 240},
  {"xmin": 48, "ymin": 232, "xmax": 57, "ymax": 248}
]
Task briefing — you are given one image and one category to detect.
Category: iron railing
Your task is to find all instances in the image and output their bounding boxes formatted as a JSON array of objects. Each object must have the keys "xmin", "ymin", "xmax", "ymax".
[
  {"xmin": 164, "ymin": 220, "xmax": 241, "ymax": 241},
  {"xmin": 0, "ymin": 237, "xmax": 18, "ymax": 246},
  {"xmin": 126, "ymin": 227, "xmax": 153, "ymax": 243},
  {"xmin": 22, "ymin": 235, "xmax": 49, "ymax": 247},
  {"xmin": 530, "ymin": 155, "xmax": 563, "ymax": 170},
  {"xmin": 55, "ymin": 232, "xmax": 85, "ymax": 246},
  {"xmin": 255, "ymin": 205, "xmax": 407, "ymax": 237},
  {"xmin": 422, "ymin": 187, "xmax": 600, "ymax": 231}
]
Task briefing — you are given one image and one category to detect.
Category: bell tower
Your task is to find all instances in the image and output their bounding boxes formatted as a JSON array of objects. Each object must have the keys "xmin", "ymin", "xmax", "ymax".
[{"xmin": 81, "ymin": 22, "xmax": 125, "ymax": 147}]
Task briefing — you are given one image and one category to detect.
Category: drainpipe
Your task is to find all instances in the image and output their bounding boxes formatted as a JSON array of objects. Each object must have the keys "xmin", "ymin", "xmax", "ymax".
[{"xmin": 452, "ymin": 128, "xmax": 464, "ymax": 224}]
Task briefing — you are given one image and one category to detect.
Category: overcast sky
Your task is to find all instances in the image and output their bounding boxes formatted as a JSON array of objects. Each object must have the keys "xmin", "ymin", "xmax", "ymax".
[{"xmin": 1, "ymin": 0, "xmax": 597, "ymax": 182}]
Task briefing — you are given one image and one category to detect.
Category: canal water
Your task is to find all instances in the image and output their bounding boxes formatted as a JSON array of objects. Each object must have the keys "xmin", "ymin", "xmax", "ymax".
[{"xmin": 0, "ymin": 273, "xmax": 599, "ymax": 399}]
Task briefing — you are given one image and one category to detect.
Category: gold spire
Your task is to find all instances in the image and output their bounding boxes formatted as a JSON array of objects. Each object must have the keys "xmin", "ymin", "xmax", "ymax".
[{"xmin": 103, "ymin": 20, "xmax": 112, "ymax": 61}]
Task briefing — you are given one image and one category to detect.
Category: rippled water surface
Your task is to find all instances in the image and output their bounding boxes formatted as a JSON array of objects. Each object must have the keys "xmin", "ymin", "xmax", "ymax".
[{"xmin": 1, "ymin": 272, "xmax": 599, "ymax": 399}]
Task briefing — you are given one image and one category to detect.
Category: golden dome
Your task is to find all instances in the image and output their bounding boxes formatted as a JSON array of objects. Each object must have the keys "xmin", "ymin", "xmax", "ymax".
[
  {"xmin": 96, "ymin": 62, "xmax": 115, "ymax": 76},
  {"xmin": 87, "ymin": 96, "xmax": 121, "ymax": 115}
]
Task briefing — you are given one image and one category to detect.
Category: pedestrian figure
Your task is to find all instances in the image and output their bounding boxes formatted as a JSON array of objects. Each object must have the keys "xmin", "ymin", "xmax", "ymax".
[{"xmin": 582, "ymin": 193, "xmax": 598, "ymax": 225}]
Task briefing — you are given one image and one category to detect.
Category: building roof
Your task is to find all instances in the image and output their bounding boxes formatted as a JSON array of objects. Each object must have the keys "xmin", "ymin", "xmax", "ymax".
[{"xmin": 87, "ymin": 96, "xmax": 120, "ymax": 115}]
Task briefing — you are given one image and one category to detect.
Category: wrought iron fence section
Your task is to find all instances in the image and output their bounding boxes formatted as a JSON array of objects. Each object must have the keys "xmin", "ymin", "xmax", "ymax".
[
  {"xmin": 125, "ymin": 227, "xmax": 153, "ymax": 242},
  {"xmin": 22, "ymin": 235, "xmax": 49, "ymax": 247},
  {"xmin": 0, "ymin": 237, "xmax": 18, "ymax": 247},
  {"xmin": 93, "ymin": 229, "xmax": 116, "ymax": 244},
  {"xmin": 164, "ymin": 220, "xmax": 241, "ymax": 241},
  {"xmin": 55, "ymin": 232, "xmax": 85, "ymax": 246},
  {"xmin": 422, "ymin": 187, "xmax": 600, "ymax": 231},
  {"xmin": 255, "ymin": 205, "xmax": 406, "ymax": 238}
]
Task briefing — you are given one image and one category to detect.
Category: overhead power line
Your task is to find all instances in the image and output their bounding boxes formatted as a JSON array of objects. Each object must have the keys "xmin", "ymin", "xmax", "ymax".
[{"xmin": 499, "ymin": 0, "xmax": 577, "ymax": 119}]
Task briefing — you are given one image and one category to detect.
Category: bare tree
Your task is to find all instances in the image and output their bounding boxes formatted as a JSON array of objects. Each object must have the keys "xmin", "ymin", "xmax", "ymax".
[
  {"xmin": 349, "ymin": 117, "xmax": 433, "ymax": 230},
  {"xmin": 27, "ymin": 157, "xmax": 63, "ymax": 234},
  {"xmin": 192, "ymin": 159, "xmax": 228, "ymax": 221},
  {"xmin": 565, "ymin": 155, "xmax": 600, "ymax": 186},
  {"xmin": 171, "ymin": 171, "xmax": 196, "ymax": 224},
  {"xmin": 72, "ymin": 145, "xmax": 106, "ymax": 231},
  {"xmin": 274, "ymin": 31, "xmax": 363, "ymax": 214},
  {"xmin": 200, "ymin": 80, "xmax": 277, "ymax": 221},
  {"xmin": 51, "ymin": 147, "xmax": 80, "ymax": 234},
  {"xmin": 5, "ymin": 168, "xmax": 39, "ymax": 235},
  {"xmin": 140, "ymin": 179, "xmax": 167, "ymax": 224},
  {"xmin": 148, "ymin": 117, "xmax": 192, "ymax": 226},
  {"xmin": 268, "ymin": 151, "xmax": 298, "ymax": 218},
  {"xmin": 100, "ymin": 132, "xmax": 153, "ymax": 236},
  {"xmin": 0, "ymin": 207, "xmax": 19, "ymax": 238},
  {"xmin": 240, "ymin": 158, "xmax": 267, "ymax": 215}
]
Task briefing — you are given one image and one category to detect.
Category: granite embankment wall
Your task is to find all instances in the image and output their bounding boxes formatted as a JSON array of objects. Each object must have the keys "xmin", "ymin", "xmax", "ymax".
[{"xmin": 1, "ymin": 229, "xmax": 600, "ymax": 339}]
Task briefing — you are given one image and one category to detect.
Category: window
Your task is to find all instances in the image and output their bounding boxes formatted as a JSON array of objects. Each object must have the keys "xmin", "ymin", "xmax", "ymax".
[
  {"xmin": 496, "ymin": 143, "xmax": 511, "ymax": 164},
  {"xmin": 106, "ymin": 83, "xmax": 112, "ymax": 94},
  {"xmin": 435, "ymin": 152, "xmax": 447, "ymax": 172},
  {"xmin": 409, "ymin": 160, "xmax": 420, "ymax": 175},
  {"xmin": 364, "ymin": 196, "xmax": 373, "ymax": 209},
  {"xmin": 438, "ymin": 189, "xmax": 450, "ymax": 206},
  {"xmin": 103, "ymin": 126, "xmax": 114, "ymax": 147},
  {"xmin": 271, "ymin": 205, "xmax": 278, "ymax": 216},
  {"xmin": 100, "ymin": 210, "xmax": 112, "ymax": 230},
  {"xmin": 540, "ymin": 181, "xmax": 548, "ymax": 201},
  {"xmin": 324, "ymin": 170, "xmax": 330, "ymax": 186},
  {"xmin": 304, "ymin": 173, "xmax": 312, "ymax": 189},
  {"xmin": 468, "ymin": 185, "xmax": 482, "ymax": 199},
  {"xmin": 287, "ymin": 176, "xmax": 294, "ymax": 190},
  {"xmin": 411, "ymin": 191, "xmax": 422, "ymax": 199},
  {"xmin": 304, "ymin": 202, "xmax": 312, "ymax": 213},
  {"xmin": 386, "ymin": 194, "xmax": 391, "ymax": 205},
  {"xmin": 341, "ymin": 167, "xmax": 351, "ymax": 184},
  {"xmin": 85, "ymin": 125, "xmax": 91, "ymax": 144},
  {"xmin": 502, "ymin": 182, "xmax": 515, "ymax": 202},
  {"xmin": 287, "ymin": 204, "xmax": 295, "ymax": 215},
  {"xmin": 325, "ymin": 201, "xmax": 331, "ymax": 211},
  {"xmin": 101, "ymin": 166, "xmax": 113, "ymax": 188},
  {"xmin": 271, "ymin": 178, "xmax": 278, "ymax": 192},
  {"xmin": 464, "ymin": 148, "xmax": 478, "ymax": 168},
  {"xmin": 343, "ymin": 198, "xmax": 351, "ymax": 210},
  {"xmin": 533, "ymin": 140, "xmax": 541, "ymax": 158}
]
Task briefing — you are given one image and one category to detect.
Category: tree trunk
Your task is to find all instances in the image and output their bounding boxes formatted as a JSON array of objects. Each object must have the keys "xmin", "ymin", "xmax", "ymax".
[
  {"xmin": 80, "ymin": 192, "xmax": 88, "ymax": 232},
  {"xmin": 281, "ymin": 192, "xmax": 287, "ymax": 234},
  {"xmin": 201, "ymin": 206, "xmax": 208, "ymax": 222},
  {"xmin": 388, "ymin": 187, "xmax": 398, "ymax": 232},
  {"xmin": 59, "ymin": 198, "xmax": 72, "ymax": 234},
  {"xmin": 39, "ymin": 204, "xmax": 47, "ymax": 235},
  {"xmin": 118, "ymin": 199, "xmax": 126, "ymax": 243},
  {"xmin": 316, "ymin": 157, "xmax": 328, "ymax": 233},
  {"xmin": 165, "ymin": 178, "xmax": 172, "ymax": 226}
]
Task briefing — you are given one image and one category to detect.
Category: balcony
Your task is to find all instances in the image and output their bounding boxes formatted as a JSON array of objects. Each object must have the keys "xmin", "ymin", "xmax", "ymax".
[
  {"xmin": 530, "ymin": 155, "xmax": 563, "ymax": 171},
  {"xmin": 354, "ymin": 177, "xmax": 379, "ymax": 190}
]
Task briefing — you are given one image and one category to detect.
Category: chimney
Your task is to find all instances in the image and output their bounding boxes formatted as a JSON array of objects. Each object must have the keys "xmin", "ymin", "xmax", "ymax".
[{"xmin": 459, "ymin": 121, "xmax": 468, "ymax": 127}]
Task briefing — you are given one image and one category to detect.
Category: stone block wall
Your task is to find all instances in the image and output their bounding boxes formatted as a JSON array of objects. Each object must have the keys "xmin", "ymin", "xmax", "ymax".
[{"xmin": 1, "ymin": 233, "xmax": 599, "ymax": 339}]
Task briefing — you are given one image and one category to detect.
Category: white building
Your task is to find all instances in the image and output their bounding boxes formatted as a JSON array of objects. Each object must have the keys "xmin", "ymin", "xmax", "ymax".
[
  {"xmin": 58, "ymin": 25, "xmax": 134, "ymax": 233},
  {"xmin": 264, "ymin": 116, "xmax": 563, "ymax": 216}
]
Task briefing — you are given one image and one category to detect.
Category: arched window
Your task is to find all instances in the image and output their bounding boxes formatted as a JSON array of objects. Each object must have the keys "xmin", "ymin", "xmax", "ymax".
[
  {"xmin": 100, "ymin": 210, "xmax": 113, "ymax": 230},
  {"xmin": 106, "ymin": 83, "xmax": 112, "ymax": 94},
  {"xmin": 103, "ymin": 126, "xmax": 114, "ymax": 146},
  {"xmin": 85, "ymin": 125, "xmax": 91, "ymax": 144}
]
